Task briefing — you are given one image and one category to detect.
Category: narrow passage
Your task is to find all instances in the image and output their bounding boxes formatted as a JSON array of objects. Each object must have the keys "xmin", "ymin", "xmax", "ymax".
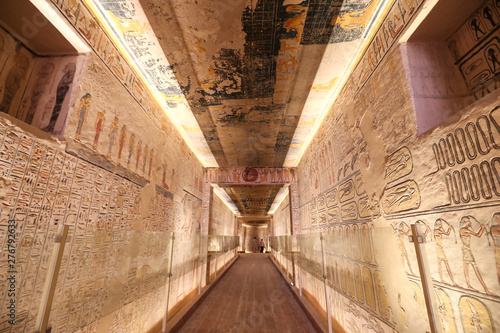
[{"xmin": 176, "ymin": 254, "xmax": 317, "ymax": 332}]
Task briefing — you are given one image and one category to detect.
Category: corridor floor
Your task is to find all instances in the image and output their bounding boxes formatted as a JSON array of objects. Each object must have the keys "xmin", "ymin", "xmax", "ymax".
[{"xmin": 176, "ymin": 254, "xmax": 317, "ymax": 333}]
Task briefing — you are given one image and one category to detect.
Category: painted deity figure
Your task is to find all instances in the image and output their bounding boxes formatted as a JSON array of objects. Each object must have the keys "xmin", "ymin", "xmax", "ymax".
[
  {"xmin": 491, "ymin": 212, "xmax": 500, "ymax": 285},
  {"xmin": 75, "ymin": 93, "xmax": 91, "ymax": 141},
  {"xmin": 0, "ymin": 52, "xmax": 29, "ymax": 114},
  {"xmin": 117, "ymin": 125, "xmax": 127, "ymax": 164},
  {"xmin": 483, "ymin": 6, "xmax": 497, "ymax": 26},
  {"xmin": 487, "ymin": 47, "xmax": 500, "ymax": 72},
  {"xmin": 127, "ymin": 133, "xmax": 135, "ymax": 168},
  {"xmin": 459, "ymin": 215, "xmax": 496, "ymax": 295},
  {"xmin": 43, "ymin": 62, "xmax": 77, "ymax": 134},
  {"xmin": 142, "ymin": 145, "xmax": 148, "ymax": 174},
  {"xmin": 135, "ymin": 140, "xmax": 142, "ymax": 172},
  {"xmin": 107, "ymin": 116, "xmax": 118, "ymax": 158},
  {"xmin": 93, "ymin": 110, "xmax": 105, "ymax": 151},
  {"xmin": 470, "ymin": 18, "xmax": 485, "ymax": 40},
  {"xmin": 434, "ymin": 218, "xmax": 458, "ymax": 286}
]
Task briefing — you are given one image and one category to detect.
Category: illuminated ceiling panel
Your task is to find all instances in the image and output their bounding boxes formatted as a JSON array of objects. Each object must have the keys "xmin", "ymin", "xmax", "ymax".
[{"xmin": 86, "ymin": 0, "xmax": 393, "ymax": 212}]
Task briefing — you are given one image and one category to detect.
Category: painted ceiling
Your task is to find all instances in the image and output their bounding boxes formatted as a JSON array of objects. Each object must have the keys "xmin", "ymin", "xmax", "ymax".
[{"xmin": 86, "ymin": 0, "xmax": 391, "ymax": 215}]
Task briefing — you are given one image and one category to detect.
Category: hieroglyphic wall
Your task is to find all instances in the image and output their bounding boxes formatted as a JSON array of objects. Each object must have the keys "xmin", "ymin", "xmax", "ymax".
[
  {"xmin": 210, "ymin": 194, "xmax": 235, "ymax": 236},
  {"xmin": 0, "ymin": 2, "xmax": 209, "ymax": 332},
  {"xmin": 292, "ymin": 0, "xmax": 500, "ymax": 332},
  {"xmin": 448, "ymin": 0, "xmax": 500, "ymax": 99}
]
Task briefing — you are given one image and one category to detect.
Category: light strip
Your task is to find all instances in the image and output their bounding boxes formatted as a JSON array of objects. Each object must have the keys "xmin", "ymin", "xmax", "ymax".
[
  {"xmin": 213, "ymin": 186, "xmax": 240, "ymax": 215},
  {"xmin": 268, "ymin": 186, "xmax": 289, "ymax": 215},
  {"xmin": 292, "ymin": 0, "xmax": 393, "ymax": 167},
  {"xmin": 242, "ymin": 223, "xmax": 268, "ymax": 228},
  {"xmin": 83, "ymin": 0, "xmax": 215, "ymax": 167},
  {"xmin": 30, "ymin": 0, "xmax": 91, "ymax": 53}
]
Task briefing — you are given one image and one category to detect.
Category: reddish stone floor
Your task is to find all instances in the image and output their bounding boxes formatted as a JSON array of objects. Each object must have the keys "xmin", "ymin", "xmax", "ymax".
[{"xmin": 176, "ymin": 254, "xmax": 317, "ymax": 332}]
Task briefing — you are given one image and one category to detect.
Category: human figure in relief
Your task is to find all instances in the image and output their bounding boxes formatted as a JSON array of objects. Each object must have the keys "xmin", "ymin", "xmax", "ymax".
[
  {"xmin": 117, "ymin": 125, "xmax": 127, "ymax": 164},
  {"xmin": 148, "ymin": 148, "xmax": 153, "ymax": 177},
  {"xmin": 392, "ymin": 222, "xmax": 415, "ymax": 275},
  {"xmin": 25, "ymin": 62, "xmax": 55, "ymax": 124},
  {"xmin": 93, "ymin": 110, "xmax": 105, "ymax": 151},
  {"xmin": 127, "ymin": 133, "xmax": 135, "ymax": 168},
  {"xmin": 107, "ymin": 115, "xmax": 118, "ymax": 158},
  {"xmin": 0, "ymin": 52, "xmax": 29, "ymax": 114},
  {"xmin": 142, "ymin": 145, "xmax": 148, "ymax": 174},
  {"xmin": 470, "ymin": 18, "xmax": 485, "ymax": 40},
  {"xmin": 135, "ymin": 140, "xmax": 142, "ymax": 172},
  {"xmin": 434, "ymin": 218, "xmax": 458, "ymax": 286},
  {"xmin": 459, "ymin": 215, "xmax": 497, "ymax": 295},
  {"xmin": 483, "ymin": 6, "xmax": 497, "ymax": 26}
]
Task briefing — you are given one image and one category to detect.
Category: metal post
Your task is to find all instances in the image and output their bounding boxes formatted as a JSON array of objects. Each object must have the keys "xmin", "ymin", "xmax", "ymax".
[
  {"xmin": 214, "ymin": 240, "xmax": 218, "ymax": 280},
  {"xmin": 298, "ymin": 236, "xmax": 303, "ymax": 296},
  {"xmin": 298, "ymin": 265, "xmax": 303, "ymax": 296},
  {"xmin": 285, "ymin": 238, "xmax": 290, "ymax": 282},
  {"xmin": 320, "ymin": 233, "xmax": 333, "ymax": 333},
  {"xmin": 198, "ymin": 235, "xmax": 204, "ymax": 295},
  {"xmin": 162, "ymin": 233, "xmax": 175, "ymax": 332},
  {"xmin": 290, "ymin": 237, "xmax": 296, "ymax": 285},
  {"xmin": 224, "ymin": 237, "xmax": 227, "ymax": 270},
  {"xmin": 37, "ymin": 225, "xmax": 69, "ymax": 333},
  {"xmin": 410, "ymin": 224, "xmax": 442, "ymax": 333}
]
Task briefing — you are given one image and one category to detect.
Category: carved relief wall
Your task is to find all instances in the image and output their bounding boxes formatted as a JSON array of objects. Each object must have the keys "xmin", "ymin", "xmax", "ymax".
[{"xmin": 0, "ymin": 2, "xmax": 217, "ymax": 332}]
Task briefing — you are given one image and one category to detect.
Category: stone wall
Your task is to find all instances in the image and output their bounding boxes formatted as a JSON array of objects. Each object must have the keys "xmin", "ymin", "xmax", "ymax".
[
  {"xmin": 291, "ymin": 0, "xmax": 500, "ymax": 332},
  {"xmin": 0, "ymin": 2, "xmax": 221, "ymax": 332}
]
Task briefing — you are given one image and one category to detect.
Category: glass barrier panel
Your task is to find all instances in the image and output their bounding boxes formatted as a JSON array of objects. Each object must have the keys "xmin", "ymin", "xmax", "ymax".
[
  {"xmin": 0, "ymin": 209, "xmax": 60, "ymax": 332},
  {"xmin": 46, "ymin": 229, "xmax": 172, "ymax": 332}
]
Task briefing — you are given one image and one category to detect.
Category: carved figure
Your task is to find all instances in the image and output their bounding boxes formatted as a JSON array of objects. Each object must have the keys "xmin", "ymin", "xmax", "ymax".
[
  {"xmin": 483, "ymin": 6, "xmax": 497, "ymax": 26},
  {"xmin": 135, "ymin": 140, "xmax": 142, "ymax": 172},
  {"xmin": 434, "ymin": 218, "xmax": 458, "ymax": 286},
  {"xmin": 490, "ymin": 212, "xmax": 500, "ymax": 285},
  {"xmin": 107, "ymin": 116, "xmax": 118, "ymax": 158},
  {"xmin": 385, "ymin": 184, "xmax": 416, "ymax": 208},
  {"xmin": 75, "ymin": 93, "xmax": 91, "ymax": 141},
  {"xmin": 0, "ymin": 52, "xmax": 29, "ymax": 114},
  {"xmin": 117, "ymin": 125, "xmax": 127, "ymax": 164},
  {"xmin": 93, "ymin": 110, "xmax": 105, "ymax": 151},
  {"xmin": 127, "ymin": 133, "xmax": 135, "ymax": 167},
  {"xmin": 470, "ymin": 18, "xmax": 485, "ymax": 39},
  {"xmin": 43, "ymin": 63, "xmax": 76, "ymax": 133},
  {"xmin": 459, "ymin": 215, "xmax": 496, "ymax": 295},
  {"xmin": 25, "ymin": 62, "xmax": 55, "ymax": 124},
  {"xmin": 392, "ymin": 221, "xmax": 415, "ymax": 275}
]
